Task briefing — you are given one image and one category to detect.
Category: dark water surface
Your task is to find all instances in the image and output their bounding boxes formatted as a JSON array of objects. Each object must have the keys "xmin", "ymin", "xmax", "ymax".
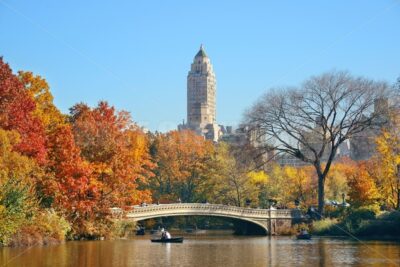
[{"xmin": 1, "ymin": 232, "xmax": 399, "ymax": 267}]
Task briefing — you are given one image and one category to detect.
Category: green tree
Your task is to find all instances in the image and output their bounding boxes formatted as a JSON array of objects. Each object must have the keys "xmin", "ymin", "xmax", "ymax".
[{"xmin": 0, "ymin": 129, "xmax": 40, "ymax": 245}]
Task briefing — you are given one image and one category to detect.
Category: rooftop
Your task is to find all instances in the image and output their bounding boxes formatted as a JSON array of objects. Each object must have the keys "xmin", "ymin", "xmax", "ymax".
[{"xmin": 195, "ymin": 44, "xmax": 207, "ymax": 58}]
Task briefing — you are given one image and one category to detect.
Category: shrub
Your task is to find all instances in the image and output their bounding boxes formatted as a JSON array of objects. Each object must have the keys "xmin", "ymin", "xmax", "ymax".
[
  {"xmin": 34, "ymin": 210, "xmax": 71, "ymax": 240},
  {"xmin": 345, "ymin": 207, "xmax": 377, "ymax": 222},
  {"xmin": 356, "ymin": 211, "xmax": 400, "ymax": 237},
  {"xmin": 312, "ymin": 218, "xmax": 339, "ymax": 235},
  {"xmin": 111, "ymin": 221, "xmax": 137, "ymax": 238},
  {"xmin": 324, "ymin": 206, "xmax": 347, "ymax": 219},
  {"xmin": 340, "ymin": 206, "xmax": 377, "ymax": 234},
  {"xmin": 69, "ymin": 216, "xmax": 115, "ymax": 240},
  {"xmin": 8, "ymin": 210, "xmax": 71, "ymax": 247},
  {"xmin": 378, "ymin": 210, "xmax": 400, "ymax": 222},
  {"xmin": 0, "ymin": 178, "xmax": 38, "ymax": 246}
]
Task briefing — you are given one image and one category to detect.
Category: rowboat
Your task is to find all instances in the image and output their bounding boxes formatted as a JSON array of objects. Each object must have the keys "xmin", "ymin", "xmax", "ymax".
[
  {"xmin": 136, "ymin": 228, "xmax": 145, "ymax": 235},
  {"xmin": 296, "ymin": 233, "xmax": 312, "ymax": 240},
  {"xmin": 151, "ymin": 237, "xmax": 184, "ymax": 243}
]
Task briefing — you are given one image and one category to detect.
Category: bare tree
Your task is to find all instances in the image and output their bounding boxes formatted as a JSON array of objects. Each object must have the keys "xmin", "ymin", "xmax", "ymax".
[{"xmin": 245, "ymin": 71, "xmax": 391, "ymax": 216}]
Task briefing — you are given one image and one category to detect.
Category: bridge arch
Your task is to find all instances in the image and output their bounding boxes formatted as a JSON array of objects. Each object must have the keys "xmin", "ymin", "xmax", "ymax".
[
  {"xmin": 132, "ymin": 213, "xmax": 269, "ymax": 235},
  {"xmin": 113, "ymin": 203, "xmax": 299, "ymax": 236}
]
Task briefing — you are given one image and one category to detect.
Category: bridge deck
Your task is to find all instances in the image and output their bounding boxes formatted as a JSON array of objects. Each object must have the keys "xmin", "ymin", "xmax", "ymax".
[{"xmin": 111, "ymin": 203, "xmax": 300, "ymax": 220}]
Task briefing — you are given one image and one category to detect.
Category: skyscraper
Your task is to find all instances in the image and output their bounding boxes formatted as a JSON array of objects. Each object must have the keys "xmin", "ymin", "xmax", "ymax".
[
  {"xmin": 180, "ymin": 45, "xmax": 221, "ymax": 141},
  {"xmin": 187, "ymin": 45, "xmax": 216, "ymax": 128}
]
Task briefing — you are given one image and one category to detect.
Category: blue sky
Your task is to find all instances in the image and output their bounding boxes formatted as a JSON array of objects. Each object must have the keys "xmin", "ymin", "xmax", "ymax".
[{"xmin": 1, "ymin": 1, "xmax": 399, "ymax": 131}]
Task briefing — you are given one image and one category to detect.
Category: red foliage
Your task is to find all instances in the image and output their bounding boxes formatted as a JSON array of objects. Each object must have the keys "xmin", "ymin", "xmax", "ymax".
[
  {"xmin": 47, "ymin": 125, "xmax": 98, "ymax": 217},
  {"xmin": 0, "ymin": 58, "xmax": 46, "ymax": 163},
  {"xmin": 70, "ymin": 101, "xmax": 154, "ymax": 207}
]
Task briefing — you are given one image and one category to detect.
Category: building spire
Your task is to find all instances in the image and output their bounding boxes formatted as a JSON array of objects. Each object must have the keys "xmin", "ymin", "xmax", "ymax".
[{"xmin": 195, "ymin": 44, "xmax": 207, "ymax": 58}]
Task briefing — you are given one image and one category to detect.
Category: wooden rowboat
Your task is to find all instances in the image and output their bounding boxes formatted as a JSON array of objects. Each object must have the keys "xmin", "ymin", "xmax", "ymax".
[
  {"xmin": 296, "ymin": 233, "xmax": 312, "ymax": 240},
  {"xmin": 151, "ymin": 237, "xmax": 184, "ymax": 243}
]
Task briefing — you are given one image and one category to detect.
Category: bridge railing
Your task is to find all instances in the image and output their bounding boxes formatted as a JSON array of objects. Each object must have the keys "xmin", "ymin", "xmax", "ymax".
[{"xmin": 111, "ymin": 203, "xmax": 298, "ymax": 219}]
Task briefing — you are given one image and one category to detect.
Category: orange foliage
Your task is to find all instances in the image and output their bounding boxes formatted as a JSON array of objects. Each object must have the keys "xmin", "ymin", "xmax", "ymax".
[
  {"xmin": 151, "ymin": 130, "xmax": 214, "ymax": 202},
  {"xmin": 46, "ymin": 125, "xmax": 98, "ymax": 220},
  {"xmin": 345, "ymin": 162, "xmax": 380, "ymax": 207},
  {"xmin": 70, "ymin": 102, "xmax": 154, "ymax": 208}
]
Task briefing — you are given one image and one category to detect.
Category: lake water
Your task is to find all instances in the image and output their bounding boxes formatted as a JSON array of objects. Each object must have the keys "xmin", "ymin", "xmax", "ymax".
[{"xmin": 1, "ymin": 232, "xmax": 399, "ymax": 267}]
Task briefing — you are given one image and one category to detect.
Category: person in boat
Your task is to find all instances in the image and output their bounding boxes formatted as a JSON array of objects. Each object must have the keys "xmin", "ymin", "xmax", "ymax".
[
  {"xmin": 299, "ymin": 228, "xmax": 309, "ymax": 235},
  {"xmin": 165, "ymin": 230, "xmax": 171, "ymax": 239},
  {"xmin": 161, "ymin": 228, "xmax": 166, "ymax": 239},
  {"xmin": 160, "ymin": 228, "xmax": 171, "ymax": 239}
]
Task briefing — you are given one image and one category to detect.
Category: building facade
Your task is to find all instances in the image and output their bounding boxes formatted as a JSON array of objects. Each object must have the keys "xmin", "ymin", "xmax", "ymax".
[{"xmin": 179, "ymin": 45, "xmax": 222, "ymax": 141}]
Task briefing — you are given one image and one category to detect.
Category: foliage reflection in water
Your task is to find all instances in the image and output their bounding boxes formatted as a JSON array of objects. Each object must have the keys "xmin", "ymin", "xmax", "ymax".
[{"xmin": 1, "ymin": 234, "xmax": 400, "ymax": 267}]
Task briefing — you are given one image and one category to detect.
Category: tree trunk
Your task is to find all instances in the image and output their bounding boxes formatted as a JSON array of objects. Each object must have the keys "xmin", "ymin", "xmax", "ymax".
[
  {"xmin": 397, "ymin": 182, "xmax": 400, "ymax": 210},
  {"xmin": 317, "ymin": 174, "xmax": 325, "ymax": 218}
]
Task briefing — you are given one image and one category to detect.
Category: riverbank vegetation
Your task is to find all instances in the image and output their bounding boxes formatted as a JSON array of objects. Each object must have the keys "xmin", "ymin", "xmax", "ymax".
[
  {"xmin": 1, "ymin": 57, "xmax": 400, "ymax": 246},
  {"xmin": 312, "ymin": 209, "xmax": 400, "ymax": 239}
]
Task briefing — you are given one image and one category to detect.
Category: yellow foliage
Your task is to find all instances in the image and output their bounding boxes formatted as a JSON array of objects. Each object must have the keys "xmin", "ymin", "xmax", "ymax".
[
  {"xmin": 18, "ymin": 71, "xmax": 66, "ymax": 131},
  {"xmin": 0, "ymin": 129, "xmax": 41, "ymax": 186},
  {"xmin": 248, "ymin": 171, "xmax": 268, "ymax": 185},
  {"xmin": 373, "ymin": 125, "xmax": 400, "ymax": 209}
]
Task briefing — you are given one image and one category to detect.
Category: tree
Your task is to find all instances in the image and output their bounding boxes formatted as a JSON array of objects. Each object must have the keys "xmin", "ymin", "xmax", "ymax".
[
  {"xmin": 345, "ymin": 162, "xmax": 380, "ymax": 207},
  {"xmin": 372, "ymin": 110, "xmax": 400, "ymax": 209},
  {"xmin": 325, "ymin": 160, "xmax": 350, "ymax": 202},
  {"xmin": 18, "ymin": 71, "xmax": 65, "ymax": 131},
  {"xmin": 283, "ymin": 165, "xmax": 316, "ymax": 208},
  {"xmin": 263, "ymin": 164, "xmax": 287, "ymax": 206},
  {"xmin": 0, "ymin": 58, "xmax": 47, "ymax": 164},
  {"xmin": 70, "ymin": 102, "xmax": 153, "ymax": 208},
  {"xmin": 245, "ymin": 71, "xmax": 390, "ymax": 216},
  {"xmin": 0, "ymin": 129, "xmax": 40, "ymax": 244},
  {"xmin": 46, "ymin": 125, "xmax": 98, "ymax": 234},
  {"xmin": 197, "ymin": 142, "xmax": 260, "ymax": 207},
  {"xmin": 150, "ymin": 130, "xmax": 213, "ymax": 203},
  {"xmin": 247, "ymin": 170, "xmax": 270, "ymax": 208}
]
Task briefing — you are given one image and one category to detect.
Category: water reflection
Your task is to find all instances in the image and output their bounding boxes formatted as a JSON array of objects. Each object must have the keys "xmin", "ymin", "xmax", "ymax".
[{"xmin": 1, "ymin": 234, "xmax": 399, "ymax": 267}]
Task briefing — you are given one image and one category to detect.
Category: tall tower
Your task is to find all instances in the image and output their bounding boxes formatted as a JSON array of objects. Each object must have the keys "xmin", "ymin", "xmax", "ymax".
[{"xmin": 187, "ymin": 45, "xmax": 217, "ymax": 131}]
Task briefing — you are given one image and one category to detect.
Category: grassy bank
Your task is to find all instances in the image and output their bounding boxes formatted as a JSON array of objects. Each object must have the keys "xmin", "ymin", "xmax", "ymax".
[{"xmin": 311, "ymin": 208, "xmax": 400, "ymax": 240}]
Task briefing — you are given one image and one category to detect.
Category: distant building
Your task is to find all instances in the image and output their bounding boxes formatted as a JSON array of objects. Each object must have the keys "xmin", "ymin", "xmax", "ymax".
[
  {"xmin": 178, "ymin": 45, "xmax": 222, "ymax": 141},
  {"xmin": 350, "ymin": 98, "xmax": 390, "ymax": 160},
  {"xmin": 276, "ymin": 98, "xmax": 391, "ymax": 166},
  {"xmin": 275, "ymin": 153, "xmax": 309, "ymax": 167}
]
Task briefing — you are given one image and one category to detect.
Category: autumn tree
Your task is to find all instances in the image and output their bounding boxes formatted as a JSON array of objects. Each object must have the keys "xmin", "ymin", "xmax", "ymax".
[
  {"xmin": 46, "ymin": 125, "xmax": 98, "ymax": 234},
  {"xmin": 150, "ymin": 130, "xmax": 214, "ymax": 203},
  {"xmin": 0, "ymin": 58, "xmax": 47, "ymax": 164},
  {"xmin": 282, "ymin": 165, "xmax": 316, "ymax": 208},
  {"xmin": 247, "ymin": 170, "xmax": 269, "ymax": 208},
  {"xmin": 194, "ymin": 142, "xmax": 271, "ymax": 208},
  {"xmin": 345, "ymin": 162, "xmax": 380, "ymax": 207},
  {"xmin": 324, "ymin": 160, "xmax": 351, "ymax": 202},
  {"xmin": 18, "ymin": 71, "xmax": 66, "ymax": 131},
  {"xmin": 245, "ymin": 71, "xmax": 390, "ymax": 216},
  {"xmin": 370, "ymin": 109, "xmax": 400, "ymax": 209},
  {"xmin": 70, "ymin": 101, "xmax": 153, "ymax": 208}
]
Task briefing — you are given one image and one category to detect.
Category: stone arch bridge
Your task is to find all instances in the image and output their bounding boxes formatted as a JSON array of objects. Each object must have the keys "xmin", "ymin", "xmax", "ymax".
[{"xmin": 111, "ymin": 203, "xmax": 302, "ymax": 235}]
